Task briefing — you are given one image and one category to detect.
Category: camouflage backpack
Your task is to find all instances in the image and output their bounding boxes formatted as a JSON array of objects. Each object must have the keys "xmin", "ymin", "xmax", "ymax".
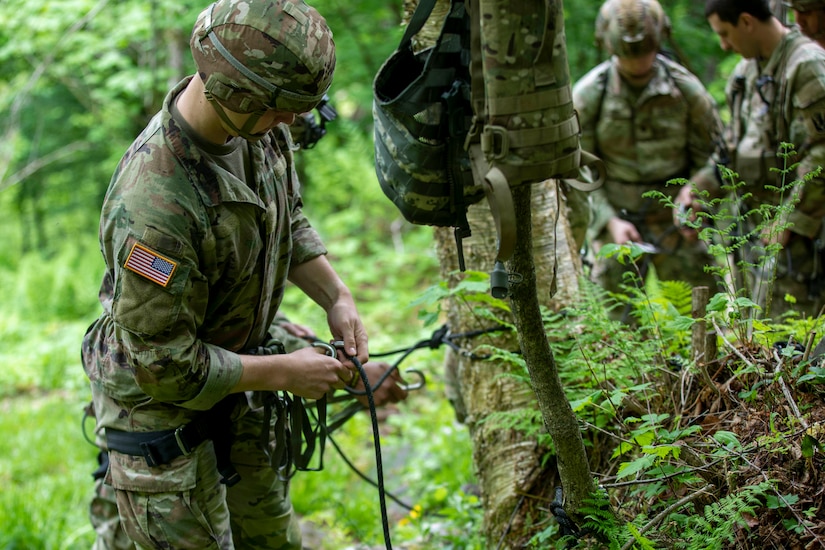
[
  {"xmin": 373, "ymin": 0, "xmax": 604, "ymax": 283},
  {"xmin": 373, "ymin": 0, "xmax": 481, "ymax": 270}
]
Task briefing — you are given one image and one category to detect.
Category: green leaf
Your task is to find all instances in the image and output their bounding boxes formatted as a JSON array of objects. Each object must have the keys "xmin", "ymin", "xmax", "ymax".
[
  {"xmin": 801, "ymin": 434, "xmax": 821, "ymax": 459},
  {"xmin": 612, "ymin": 441, "xmax": 635, "ymax": 458},
  {"xmin": 616, "ymin": 454, "xmax": 657, "ymax": 480},
  {"xmin": 642, "ymin": 444, "xmax": 681, "ymax": 459},
  {"xmin": 632, "ymin": 430, "xmax": 655, "ymax": 447},
  {"xmin": 713, "ymin": 430, "xmax": 741, "ymax": 449}
]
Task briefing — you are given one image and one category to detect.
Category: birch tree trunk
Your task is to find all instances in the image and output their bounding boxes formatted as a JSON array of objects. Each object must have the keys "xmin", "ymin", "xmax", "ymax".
[
  {"xmin": 436, "ymin": 181, "xmax": 588, "ymax": 546},
  {"xmin": 402, "ymin": 0, "xmax": 594, "ymax": 544}
]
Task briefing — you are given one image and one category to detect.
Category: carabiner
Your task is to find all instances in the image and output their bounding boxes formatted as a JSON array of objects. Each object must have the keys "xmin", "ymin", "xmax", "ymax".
[
  {"xmin": 312, "ymin": 341, "xmax": 337, "ymax": 357},
  {"xmin": 399, "ymin": 369, "xmax": 426, "ymax": 391}
]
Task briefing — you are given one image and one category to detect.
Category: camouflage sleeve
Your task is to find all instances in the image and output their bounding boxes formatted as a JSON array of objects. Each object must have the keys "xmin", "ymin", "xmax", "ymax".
[
  {"xmin": 656, "ymin": 59, "xmax": 723, "ymax": 197},
  {"xmin": 691, "ymin": 63, "xmax": 750, "ymax": 197},
  {"xmin": 573, "ymin": 63, "xmax": 618, "ymax": 228},
  {"xmin": 102, "ymin": 147, "xmax": 242, "ymax": 411},
  {"xmin": 789, "ymin": 57, "xmax": 825, "ymax": 238},
  {"xmin": 676, "ymin": 70, "xmax": 724, "ymax": 178}
]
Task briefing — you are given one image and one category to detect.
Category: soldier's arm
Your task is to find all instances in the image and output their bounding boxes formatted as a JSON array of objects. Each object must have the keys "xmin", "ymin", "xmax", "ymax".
[{"xmin": 787, "ymin": 58, "xmax": 825, "ymax": 239}]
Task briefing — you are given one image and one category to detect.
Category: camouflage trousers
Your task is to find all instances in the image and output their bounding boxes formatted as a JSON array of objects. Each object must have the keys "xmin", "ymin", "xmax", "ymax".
[{"xmin": 91, "ymin": 403, "xmax": 302, "ymax": 550}]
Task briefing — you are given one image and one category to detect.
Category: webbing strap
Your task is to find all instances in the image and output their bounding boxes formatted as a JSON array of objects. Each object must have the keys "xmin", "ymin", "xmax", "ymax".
[
  {"xmin": 484, "ymin": 165, "xmax": 517, "ymax": 263},
  {"xmin": 467, "ymin": 0, "xmax": 486, "ymax": 118},
  {"xmin": 564, "ymin": 150, "xmax": 606, "ymax": 192},
  {"xmin": 397, "ymin": 0, "xmax": 439, "ymax": 51},
  {"xmin": 480, "ymin": 116, "xmax": 580, "ymax": 157},
  {"xmin": 485, "ymin": 87, "xmax": 572, "ymax": 116}
]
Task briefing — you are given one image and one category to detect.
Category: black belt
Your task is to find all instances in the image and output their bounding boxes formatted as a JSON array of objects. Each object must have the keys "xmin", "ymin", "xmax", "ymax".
[
  {"xmin": 106, "ymin": 423, "xmax": 209, "ymax": 467},
  {"xmin": 104, "ymin": 395, "xmax": 240, "ymax": 486}
]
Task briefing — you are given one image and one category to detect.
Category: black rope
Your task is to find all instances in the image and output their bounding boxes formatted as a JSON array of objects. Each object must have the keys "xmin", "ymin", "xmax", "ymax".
[
  {"xmin": 550, "ymin": 487, "xmax": 582, "ymax": 546},
  {"xmin": 340, "ymin": 347, "xmax": 393, "ymax": 550}
]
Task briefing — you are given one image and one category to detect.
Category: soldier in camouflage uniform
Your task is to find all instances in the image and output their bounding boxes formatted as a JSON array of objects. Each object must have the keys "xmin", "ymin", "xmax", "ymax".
[
  {"xmin": 785, "ymin": 0, "xmax": 825, "ymax": 47},
  {"xmin": 81, "ymin": 0, "xmax": 407, "ymax": 547},
  {"xmin": 88, "ymin": 314, "xmax": 408, "ymax": 550},
  {"xmin": 677, "ymin": 0, "xmax": 825, "ymax": 318},
  {"xmin": 574, "ymin": 0, "xmax": 723, "ymax": 304}
]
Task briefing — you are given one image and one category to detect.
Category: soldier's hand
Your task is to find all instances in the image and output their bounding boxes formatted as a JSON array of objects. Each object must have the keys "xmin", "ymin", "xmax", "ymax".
[
  {"xmin": 761, "ymin": 223, "xmax": 790, "ymax": 246},
  {"xmin": 607, "ymin": 217, "xmax": 642, "ymax": 245},
  {"xmin": 674, "ymin": 186, "xmax": 699, "ymax": 242},
  {"xmin": 351, "ymin": 361, "xmax": 408, "ymax": 408},
  {"xmin": 283, "ymin": 346, "xmax": 353, "ymax": 400}
]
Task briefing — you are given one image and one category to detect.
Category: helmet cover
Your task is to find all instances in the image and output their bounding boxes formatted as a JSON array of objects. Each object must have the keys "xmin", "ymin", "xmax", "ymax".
[
  {"xmin": 595, "ymin": 0, "xmax": 671, "ymax": 58},
  {"xmin": 784, "ymin": 0, "xmax": 825, "ymax": 10},
  {"xmin": 190, "ymin": 0, "xmax": 336, "ymax": 114}
]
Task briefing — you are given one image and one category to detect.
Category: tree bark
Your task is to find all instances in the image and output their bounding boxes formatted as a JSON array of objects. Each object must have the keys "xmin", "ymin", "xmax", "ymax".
[
  {"xmin": 403, "ymin": 0, "xmax": 594, "ymax": 544},
  {"xmin": 508, "ymin": 184, "xmax": 595, "ymax": 512},
  {"xmin": 437, "ymin": 180, "xmax": 591, "ymax": 546}
]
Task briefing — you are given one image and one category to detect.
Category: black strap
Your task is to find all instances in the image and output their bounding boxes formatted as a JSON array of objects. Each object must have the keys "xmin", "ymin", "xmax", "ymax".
[
  {"xmin": 104, "ymin": 394, "xmax": 241, "ymax": 487},
  {"xmin": 249, "ymin": 338, "xmax": 329, "ymax": 480},
  {"xmin": 397, "ymin": 0, "xmax": 439, "ymax": 51},
  {"xmin": 263, "ymin": 391, "xmax": 328, "ymax": 481}
]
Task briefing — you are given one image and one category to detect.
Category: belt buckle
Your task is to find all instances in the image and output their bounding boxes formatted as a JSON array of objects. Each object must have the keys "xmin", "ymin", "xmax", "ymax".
[{"xmin": 175, "ymin": 426, "xmax": 193, "ymax": 456}]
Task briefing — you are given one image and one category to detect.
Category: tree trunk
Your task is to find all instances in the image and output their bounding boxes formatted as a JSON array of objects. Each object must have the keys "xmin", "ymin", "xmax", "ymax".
[
  {"xmin": 403, "ymin": 0, "xmax": 594, "ymax": 544},
  {"xmin": 437, "ymin": 180, "xmax": 590, "ymax": 546}
]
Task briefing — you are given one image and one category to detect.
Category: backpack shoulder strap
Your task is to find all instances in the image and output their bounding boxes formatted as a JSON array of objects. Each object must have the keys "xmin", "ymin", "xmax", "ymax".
[{"xmin": 397, "ymin": 0, "xmax": 439, "ymax": 51}]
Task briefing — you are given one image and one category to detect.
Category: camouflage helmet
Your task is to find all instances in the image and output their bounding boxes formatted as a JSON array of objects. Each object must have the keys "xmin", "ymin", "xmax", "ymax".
[
  {"xmin": 190, "ymin": 0, "xmax": 336, "ymax": 115},
  {"xmin": 784, "ymin": 0, "xmax": 825, "ymax": 10},
  {"xmin": 595, "ymin": 0, "xmax": 671, "ymax": 58}
]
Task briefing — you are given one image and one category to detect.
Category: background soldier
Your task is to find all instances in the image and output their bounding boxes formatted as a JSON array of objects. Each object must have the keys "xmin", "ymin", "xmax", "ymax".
[
  {"xmin": 785, "ymin": 0, "xmax": 825, "ymax": 47},
  {"xmin": 574, "ymin": 0, "xmax": 723, "ymax": 311},
  {"xmin": 679, "ymin": 0, "xmax": 825, "ymax": 318}
]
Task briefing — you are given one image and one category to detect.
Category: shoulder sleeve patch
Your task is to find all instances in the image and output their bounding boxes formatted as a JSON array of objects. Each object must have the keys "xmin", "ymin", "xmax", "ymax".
[{"xmin": 124, "ymin": 242, "xmax": 178, "ymax": 287}]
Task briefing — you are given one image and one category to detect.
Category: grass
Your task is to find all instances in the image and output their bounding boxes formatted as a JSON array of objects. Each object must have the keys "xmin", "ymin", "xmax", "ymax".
[{"xmin": 0, "ymin": 390, "xmax": 99, "ymax": 549}]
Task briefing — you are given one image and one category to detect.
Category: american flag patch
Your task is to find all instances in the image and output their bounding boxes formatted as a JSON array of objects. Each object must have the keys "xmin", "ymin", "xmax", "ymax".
[{"xmin": 124, "ymin": 243, "xmax": 178, "ymax": 287}]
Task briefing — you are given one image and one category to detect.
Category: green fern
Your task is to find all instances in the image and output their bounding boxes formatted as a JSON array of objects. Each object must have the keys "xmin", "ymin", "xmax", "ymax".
[
  {"xmin": 579, "ymin": 489, "xmax": 626, "ymax": 548},
  {"xmin": 677, "ymin": 482, "xmax": 773, "ymax": 549}
]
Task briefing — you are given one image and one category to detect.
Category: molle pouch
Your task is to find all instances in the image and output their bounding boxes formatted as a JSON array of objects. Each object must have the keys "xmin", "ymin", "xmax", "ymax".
[
  {"xmin": 373, "ymin": 0, "xmax": 484, "ymax": 270},
  {"xmin": 467, "ymin": 0, "xmax": 604, "ymax": 264}
]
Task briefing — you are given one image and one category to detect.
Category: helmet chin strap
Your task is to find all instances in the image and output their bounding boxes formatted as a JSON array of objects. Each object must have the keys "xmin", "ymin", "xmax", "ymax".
[{"xmin": 204, "ymin": 91, "xmax": 266, "ymax": 141}]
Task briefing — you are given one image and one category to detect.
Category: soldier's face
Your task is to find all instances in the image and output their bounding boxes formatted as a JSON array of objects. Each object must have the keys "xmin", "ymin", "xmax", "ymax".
[
  {"xmin": 616, "ymin": 50, "xmax": 657, "ymax": 83},
  {"xmin": 707, "ymin": 13, "xmax": 756, "ymax": 58},
  {"xmin": 793, "ymin": 8, "xmax": 825, "ymax": 40}
]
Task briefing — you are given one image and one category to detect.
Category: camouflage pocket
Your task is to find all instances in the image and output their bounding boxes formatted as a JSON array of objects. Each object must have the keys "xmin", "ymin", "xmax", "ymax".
[
  {"xmin": 108, "ymin": 444, "xmax": 231, "ymax": 549},
  {"xmin": 108, "ymin": 447, "xmax": 199, "ymax": 493}
]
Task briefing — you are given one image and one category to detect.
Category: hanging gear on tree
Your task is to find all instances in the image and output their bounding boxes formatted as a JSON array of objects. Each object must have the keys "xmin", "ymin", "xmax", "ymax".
[{"xmin": 373, "ymin": 0, "xmax": 604, "ymax": 295}]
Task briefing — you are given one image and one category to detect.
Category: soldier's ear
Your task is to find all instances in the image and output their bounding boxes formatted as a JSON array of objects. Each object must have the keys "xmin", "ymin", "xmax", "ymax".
[{"xmin": 737, "ymin": 12, "xmax": 755, "ymax": 31}]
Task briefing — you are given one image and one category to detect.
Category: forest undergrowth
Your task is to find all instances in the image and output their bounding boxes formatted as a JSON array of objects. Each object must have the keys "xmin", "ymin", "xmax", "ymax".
[{"xmin": 516, "ymin": 153, "xmax": 825, "ymax": 549}]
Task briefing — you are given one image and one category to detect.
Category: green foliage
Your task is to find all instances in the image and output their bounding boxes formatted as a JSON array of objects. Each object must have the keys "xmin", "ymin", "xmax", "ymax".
[
  {"xmin": 0, "ymin": 1, "xmax": 803, "ymax": 548},
  {"xmin": 0, "ymin": 392, "xmax": 99, "ymax": 549},
  {"xmin": 678, "ymin": 482, "xmax": 773, "ymax": 549},
  {"xmin": 288, "ymin": 379, "xmax": 482, "ymax": 548}
]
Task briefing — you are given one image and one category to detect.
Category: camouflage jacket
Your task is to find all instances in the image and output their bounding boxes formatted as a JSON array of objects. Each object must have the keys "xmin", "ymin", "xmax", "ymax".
[
  {"xmin": 573, "ymin": 54, "xmax": 722, "ymax": 226},
  {"xmin": 82, "ymin": 77, "xmax": 327, "ymax": 432},
  {"xmin": 708, "ymin": 28, "xmax": 825, "ymax": 239}
]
